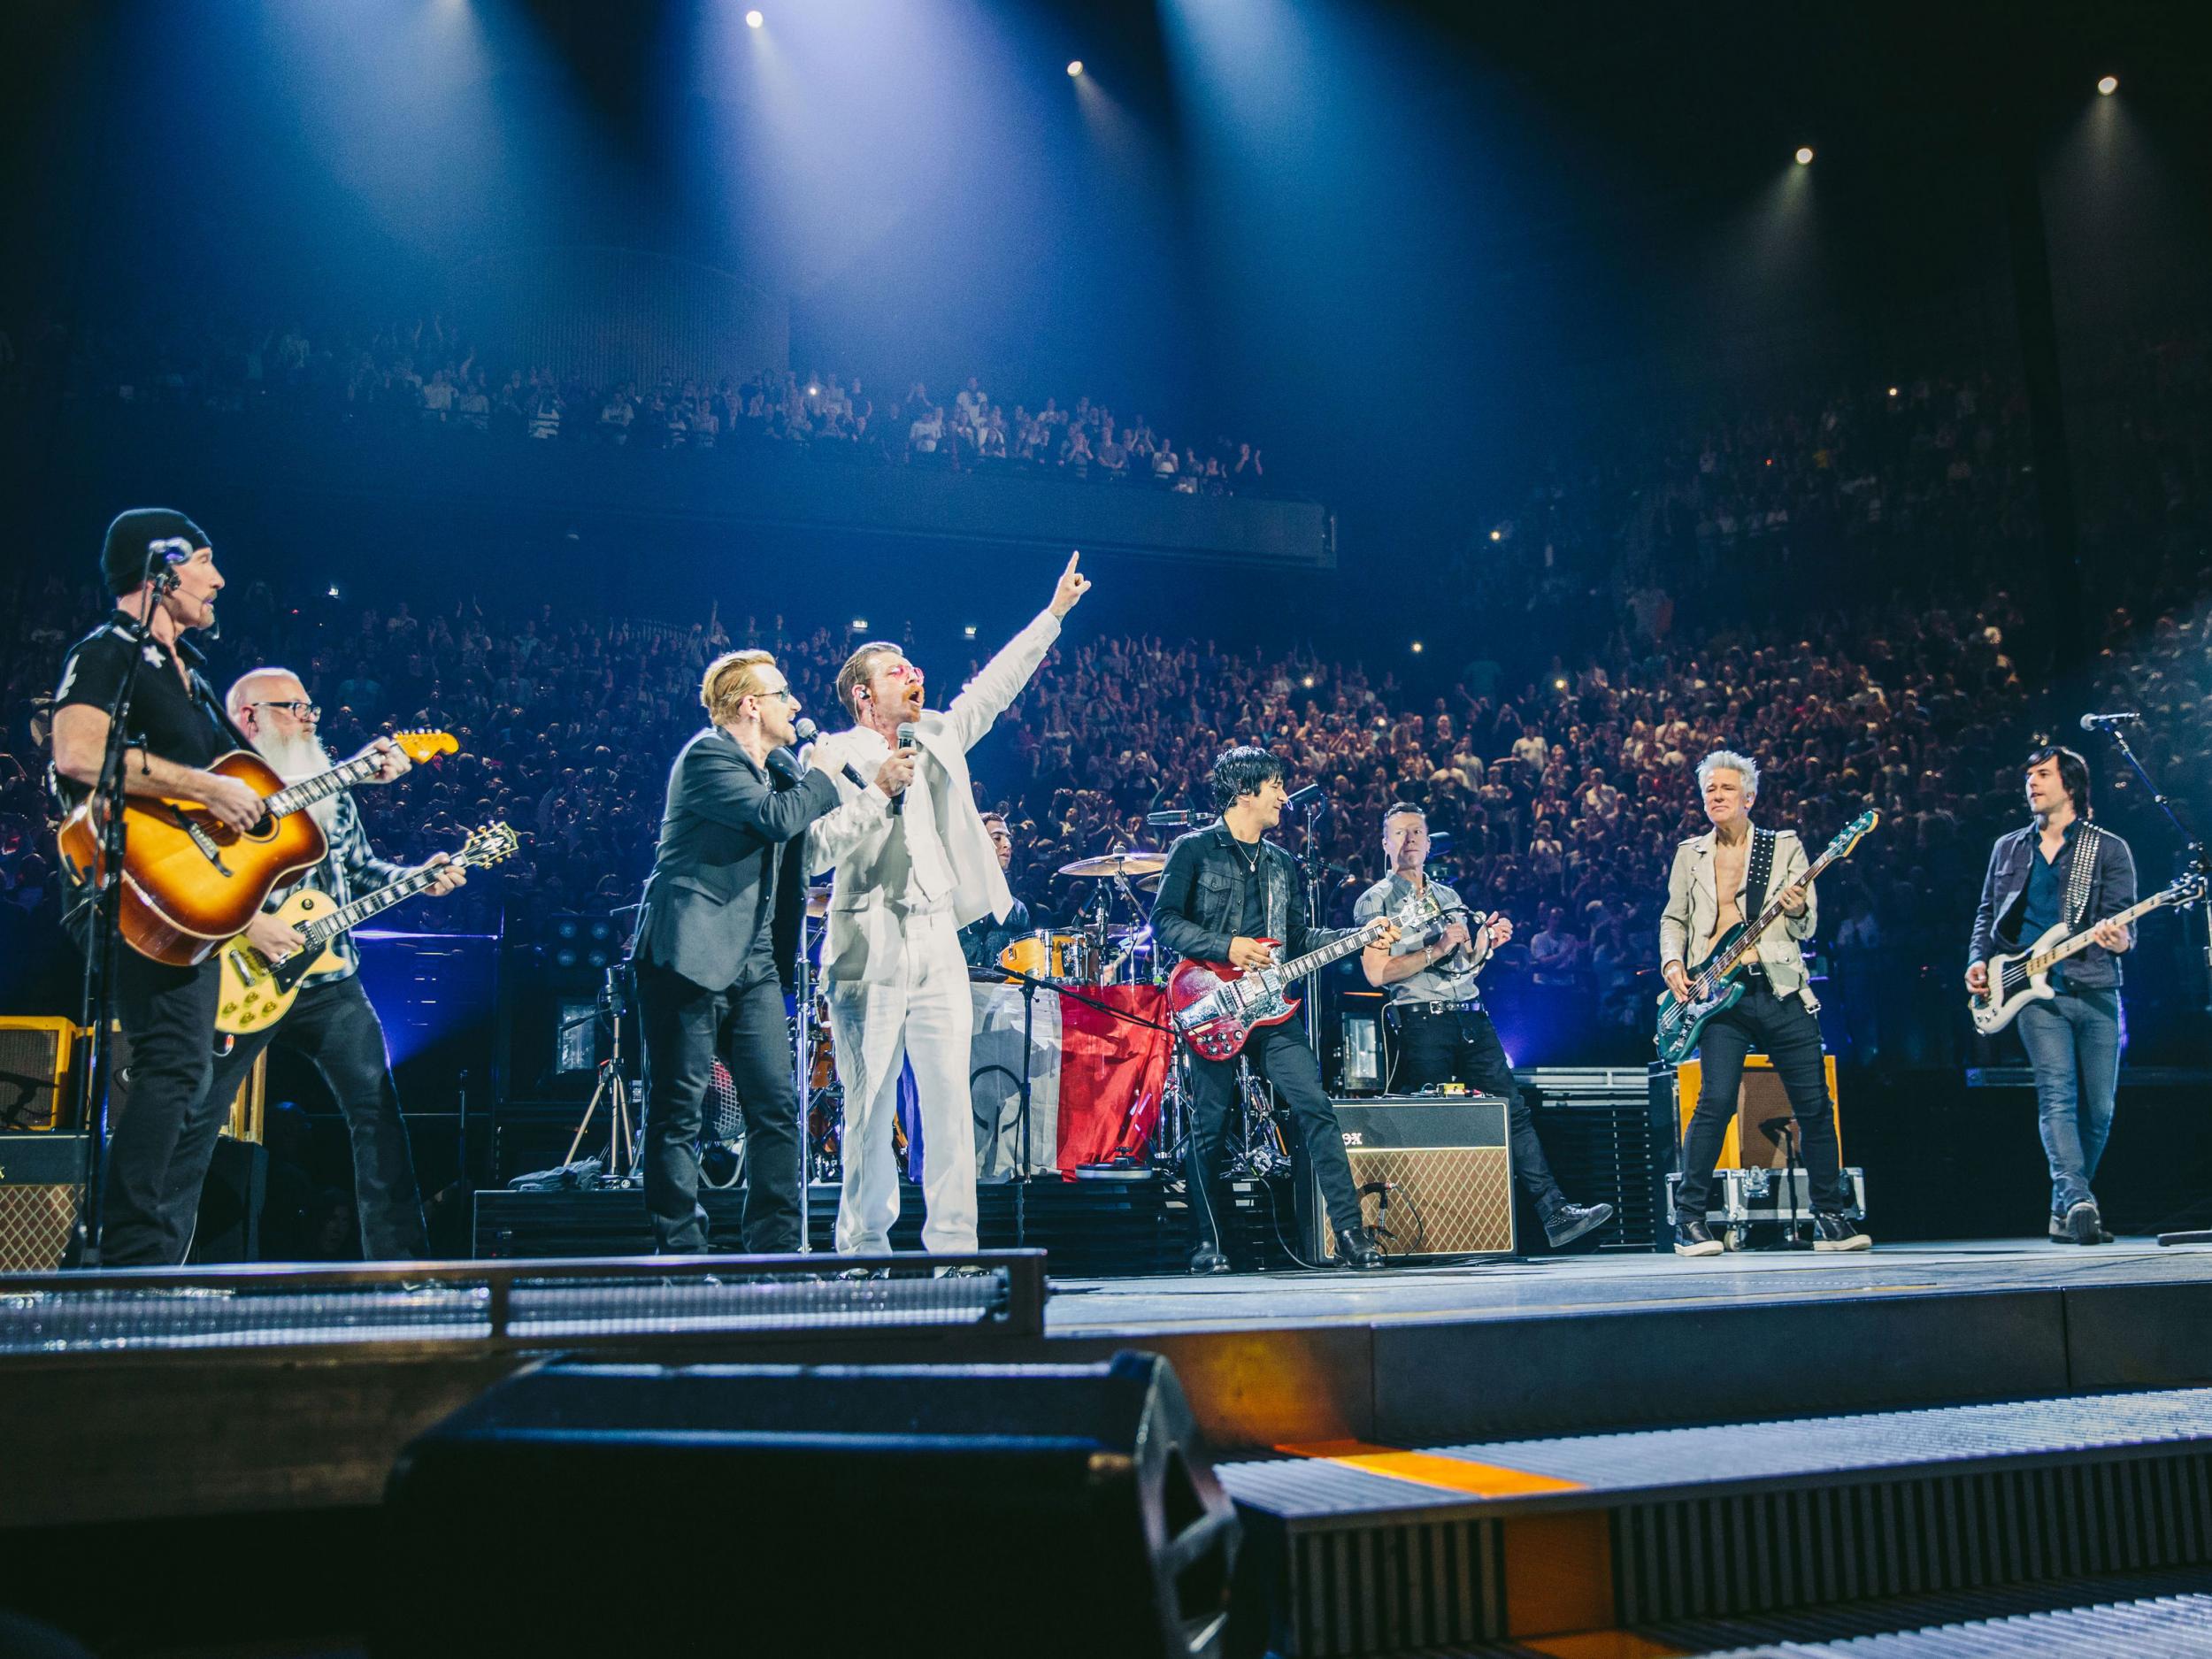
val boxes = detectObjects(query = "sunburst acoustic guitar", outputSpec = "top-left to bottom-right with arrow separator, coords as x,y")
55,732 -> 457,966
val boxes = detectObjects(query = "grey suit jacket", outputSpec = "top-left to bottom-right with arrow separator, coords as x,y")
630,726 -> 847,992
1658,825 -> 1819,1007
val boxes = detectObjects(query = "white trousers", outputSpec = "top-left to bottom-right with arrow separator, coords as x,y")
825,909 -> 979,1254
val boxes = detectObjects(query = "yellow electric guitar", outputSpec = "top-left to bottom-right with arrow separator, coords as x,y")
216,821 -> 517,1035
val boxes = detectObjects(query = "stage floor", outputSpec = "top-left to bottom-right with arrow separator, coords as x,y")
1042,1235 -> 2212,1337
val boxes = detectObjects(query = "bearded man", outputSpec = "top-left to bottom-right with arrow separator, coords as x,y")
185,669 -> 465,1261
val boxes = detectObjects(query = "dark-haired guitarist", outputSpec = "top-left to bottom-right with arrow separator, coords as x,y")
1966,746 -> 2136,1246
1149,747 -> 1399,1274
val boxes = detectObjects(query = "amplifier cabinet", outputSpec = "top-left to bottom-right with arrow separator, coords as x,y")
0,1133 -> 86,1271
1310,1094 -> 1516,1262
0,1016 -> 81,1133
1650,1053 -> 1840,1172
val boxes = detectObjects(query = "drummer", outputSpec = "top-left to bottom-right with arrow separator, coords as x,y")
959,811 -> 1034,971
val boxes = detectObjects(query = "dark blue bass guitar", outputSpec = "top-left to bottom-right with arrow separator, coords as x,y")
1654,809 -> 1879,1066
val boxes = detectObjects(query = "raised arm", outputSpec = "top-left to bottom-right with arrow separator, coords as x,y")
683,740 -> 841,843
941,551 -> 1089,751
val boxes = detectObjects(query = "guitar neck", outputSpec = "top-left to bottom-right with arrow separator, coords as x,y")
2024,891 -> 2169,977
297,864 -> 441,950
264,753 -> 386,820
1714,842 -> 1847,974
1271,918 -> 1385,982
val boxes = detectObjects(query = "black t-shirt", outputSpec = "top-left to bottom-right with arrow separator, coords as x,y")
52,612 -> 232,805
1230,839 -> 1270,940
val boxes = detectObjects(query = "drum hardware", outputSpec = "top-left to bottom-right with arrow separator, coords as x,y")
560,960 -> 641,1185
1224,1062 -> 1290,1179
1056,849 -> 1169,879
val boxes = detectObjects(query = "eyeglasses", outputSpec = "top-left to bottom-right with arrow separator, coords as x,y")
251,700 -> 322,720
879,663 -> 924,683
762,687 -> 799,703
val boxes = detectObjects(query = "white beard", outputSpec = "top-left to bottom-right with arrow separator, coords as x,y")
255,727 -> 340,833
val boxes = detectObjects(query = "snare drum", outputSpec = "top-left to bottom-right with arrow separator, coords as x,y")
1000,930 -> 1094,984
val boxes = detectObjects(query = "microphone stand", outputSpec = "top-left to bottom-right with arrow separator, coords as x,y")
1294,796 -> 1328,1057
65,557 -> 176,1267
2097,720 -> 2212,1015
2100,722 -> 2212,1248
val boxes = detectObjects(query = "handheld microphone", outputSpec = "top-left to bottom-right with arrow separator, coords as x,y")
889,722 -> 920,817
2080,711 -> 2142,730
793,717 -> 818,743
766,716 -> 818,786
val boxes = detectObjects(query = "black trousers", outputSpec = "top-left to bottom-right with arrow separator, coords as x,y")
200,973 -> 429,1262
1388,1002 -> 1569,1219
1186,1022 -> 1362,1246
101,951 -> 223,1266
1675,983 -> 1848,1216
637,959 -> 802,1254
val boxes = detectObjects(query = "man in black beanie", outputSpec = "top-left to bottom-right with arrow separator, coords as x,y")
50,511 -> 326,1262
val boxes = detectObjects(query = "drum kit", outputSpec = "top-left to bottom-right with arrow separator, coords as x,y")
997,847 -> 1171,992
787,844 -> 1288,1188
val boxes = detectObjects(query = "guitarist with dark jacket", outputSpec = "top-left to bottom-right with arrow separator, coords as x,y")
629,649 -> 910,1255
1659,749 -> 1865,1257
1149,747 -> 1399,1274
1965,746 -> 2136,1246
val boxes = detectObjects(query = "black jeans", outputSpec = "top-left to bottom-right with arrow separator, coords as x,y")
1186,1022 -> 1362,1245
1674,984 -> 1848,1216
637,959 -> 801,1254
1388,1002 -> 1569,1218
200,973 -> 429,1262
101,952 -> 222,1266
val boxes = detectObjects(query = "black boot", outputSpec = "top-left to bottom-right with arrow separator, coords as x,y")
1188,1241 -> 1233,1275
1673,1217 -> 1724,1257
1543,1201 -> 1616,1249
1337,1225 -> 1387,1271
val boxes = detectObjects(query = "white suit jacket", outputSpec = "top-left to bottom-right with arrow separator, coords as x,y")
805,608 -> 1062,987
1658,825 -> 1820,1008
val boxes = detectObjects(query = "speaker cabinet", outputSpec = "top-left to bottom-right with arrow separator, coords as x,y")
380,1352 -> 1240,1658
0,1133 -> 85,1271
1658,1052 -> 1840,1170
0,1017 -> 80,1133
1310,1095 -> 1516,1261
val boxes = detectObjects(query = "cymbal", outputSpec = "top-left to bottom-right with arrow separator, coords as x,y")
1137,872 -> 1162,894
1059,849 -> 1167,879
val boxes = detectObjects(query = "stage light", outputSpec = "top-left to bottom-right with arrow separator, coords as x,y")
807,383 -> 819,396
746,10 -> 764,28
1489,529 -> 1502,542
1302,674 -> 1315,688
327,585 -> 341,599
1794,146 -> 1815,166
2097,74 -> 2117,96
1888,386 -> 1900,397
1066,60 -> 1084,77
1554,676 -> 1569,691
1410,641 -> 1423,654
850,618 -> 868,633
964,625 -> 978,638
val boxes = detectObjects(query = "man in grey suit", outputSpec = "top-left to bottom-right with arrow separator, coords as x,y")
630,649 -> 912,1253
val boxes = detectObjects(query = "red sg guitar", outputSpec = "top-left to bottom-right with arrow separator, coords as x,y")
1167,888 -> 1443,1062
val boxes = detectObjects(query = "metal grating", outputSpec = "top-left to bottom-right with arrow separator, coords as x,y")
1689,1589 -> 2212,1657
0,1253 -> 1043,1354
1287,1516 -> 1504,1655
1615,1451 -> 2212,1624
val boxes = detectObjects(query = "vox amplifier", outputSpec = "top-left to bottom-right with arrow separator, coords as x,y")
0,1016 -> 81,1133
1310,1094 -> 1516,1261
0,1133 -> 85,1271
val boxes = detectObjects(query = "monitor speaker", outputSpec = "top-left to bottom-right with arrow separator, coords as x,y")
379,1351 -> 1240,1658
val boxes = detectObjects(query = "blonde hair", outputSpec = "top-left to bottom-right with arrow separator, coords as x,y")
701,649 -> 779,726
1696,748 -> 1761,802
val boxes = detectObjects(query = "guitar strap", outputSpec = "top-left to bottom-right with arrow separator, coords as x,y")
1743,826 -> 1778,922
2062,826 -> 2102,929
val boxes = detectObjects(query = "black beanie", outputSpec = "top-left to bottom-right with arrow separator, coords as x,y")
101,508 -> 211,596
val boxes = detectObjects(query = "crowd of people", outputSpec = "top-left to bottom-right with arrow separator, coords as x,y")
19,313 -> 1276,495
4,335 -> 2207,1065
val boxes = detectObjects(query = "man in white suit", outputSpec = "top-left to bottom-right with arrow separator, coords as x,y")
806,552 -> 1093,1255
